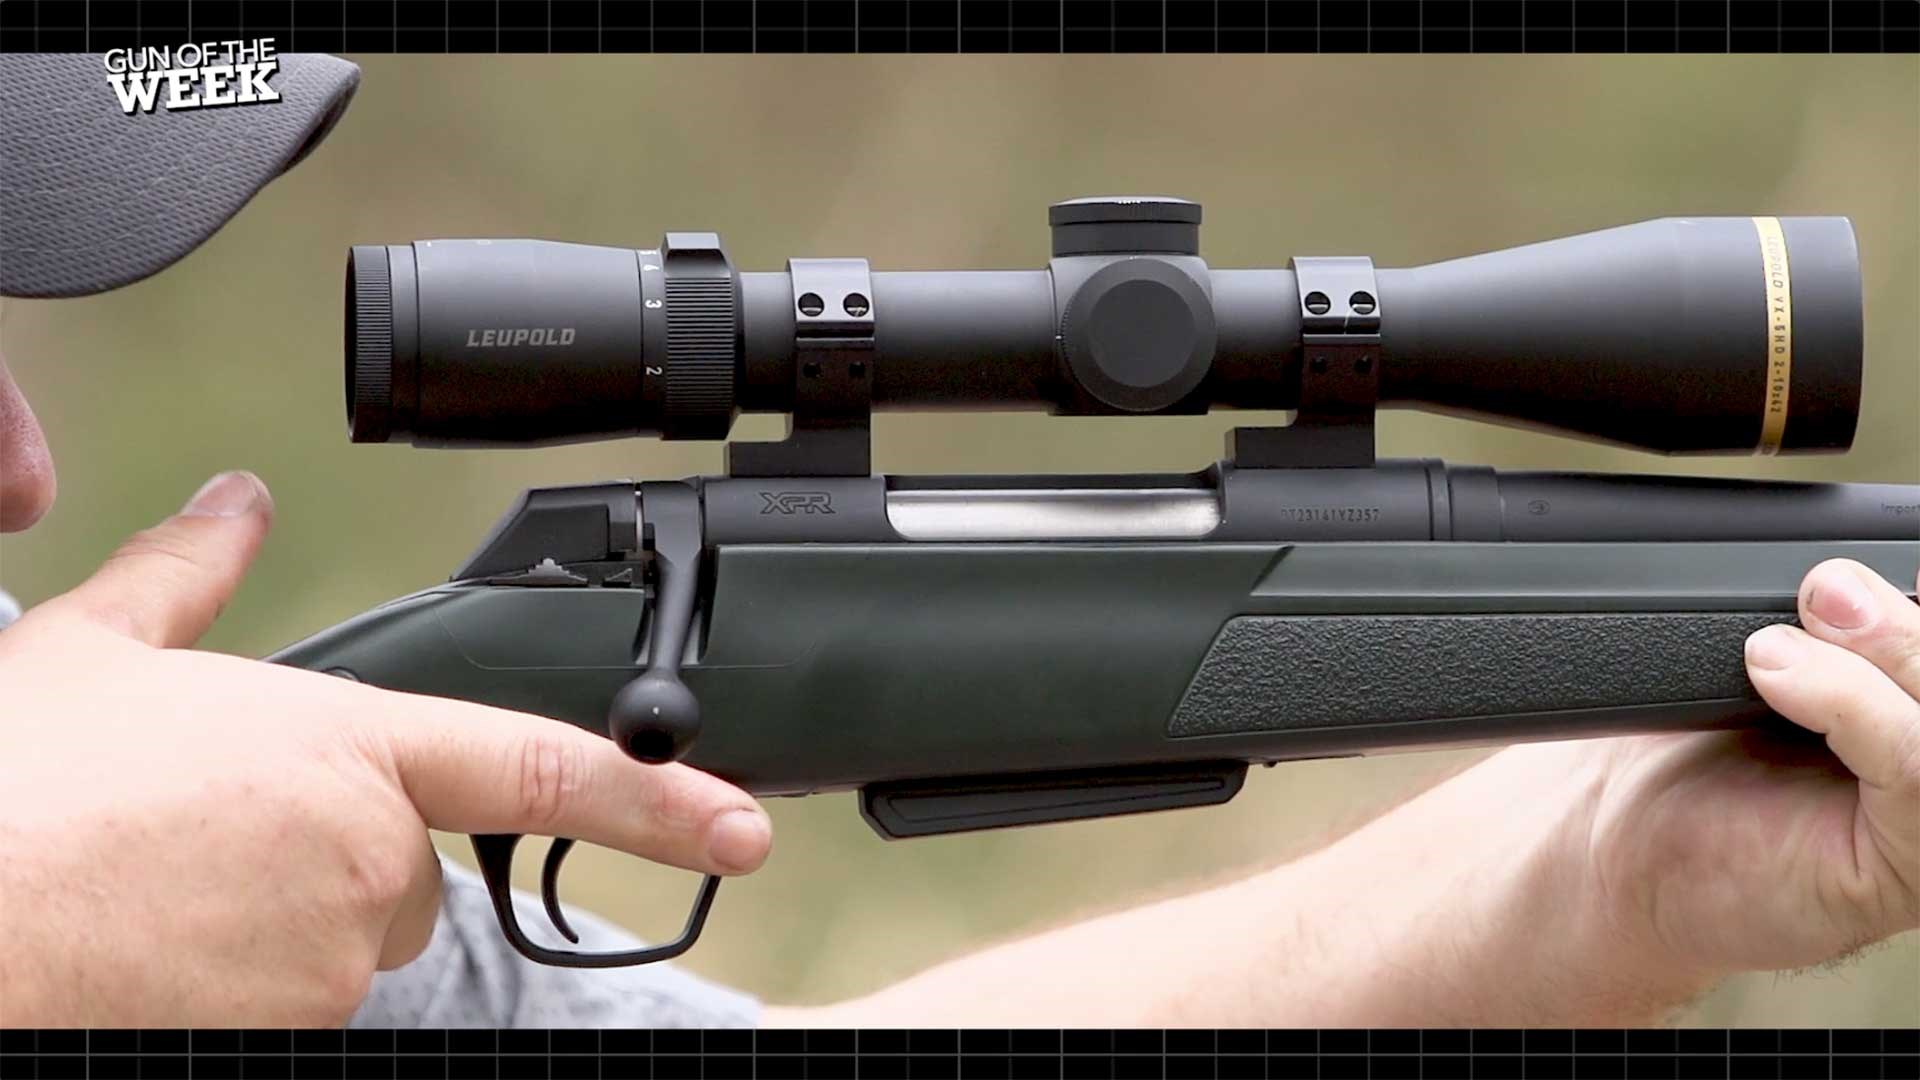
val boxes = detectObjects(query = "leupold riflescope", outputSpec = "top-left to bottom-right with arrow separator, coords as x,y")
346,196 -> 1861,456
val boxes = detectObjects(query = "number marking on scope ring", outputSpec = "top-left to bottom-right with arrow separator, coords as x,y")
760,492 -> 836,515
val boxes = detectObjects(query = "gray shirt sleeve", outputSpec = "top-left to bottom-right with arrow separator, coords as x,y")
349,858 -> 760,1028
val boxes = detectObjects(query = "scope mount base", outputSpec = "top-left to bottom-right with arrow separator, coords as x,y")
728,257 -> 877,478
1230,255 -> 1382,470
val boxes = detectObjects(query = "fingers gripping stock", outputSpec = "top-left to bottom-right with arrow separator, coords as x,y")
468,483 -> 721,968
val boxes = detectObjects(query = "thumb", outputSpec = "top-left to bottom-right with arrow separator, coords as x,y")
39,471 -> 273,648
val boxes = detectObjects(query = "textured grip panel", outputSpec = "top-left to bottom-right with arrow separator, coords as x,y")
1168,612 -> 1793,737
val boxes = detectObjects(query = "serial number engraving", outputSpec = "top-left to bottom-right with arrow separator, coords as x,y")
1274,506 -> 1383,524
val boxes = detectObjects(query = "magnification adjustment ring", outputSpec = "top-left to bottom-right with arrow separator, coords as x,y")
660,232 -> 739,440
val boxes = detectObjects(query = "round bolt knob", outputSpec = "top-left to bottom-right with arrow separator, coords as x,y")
607,672 -> 701,764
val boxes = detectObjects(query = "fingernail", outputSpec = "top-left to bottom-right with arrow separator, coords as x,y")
1745,624 -> 1802,671
181,471 -> 261,517
707,808 -> 771,873
1808,571 -> 1875,631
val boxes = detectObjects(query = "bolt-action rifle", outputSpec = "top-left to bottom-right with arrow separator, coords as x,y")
276,198 -> 1920,967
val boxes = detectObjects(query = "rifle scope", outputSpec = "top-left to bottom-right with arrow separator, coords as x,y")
345,197 -> 1862,455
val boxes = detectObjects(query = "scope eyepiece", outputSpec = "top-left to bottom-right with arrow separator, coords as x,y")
346,244 -> 395,443
348,238 -> 656,446
344,199 -> 1864,456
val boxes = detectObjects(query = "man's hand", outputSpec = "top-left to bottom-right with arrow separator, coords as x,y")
1577,559 -> 1920,978
0,472 -> 774,1026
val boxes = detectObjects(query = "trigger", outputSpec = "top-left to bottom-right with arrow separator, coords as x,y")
540,838 -> 581,944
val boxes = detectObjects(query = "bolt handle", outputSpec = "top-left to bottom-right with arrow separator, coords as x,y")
607,483 -> 704,764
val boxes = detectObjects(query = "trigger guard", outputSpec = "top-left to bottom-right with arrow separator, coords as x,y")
467,833 -> 724,969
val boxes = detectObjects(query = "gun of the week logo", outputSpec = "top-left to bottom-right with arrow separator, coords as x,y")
102,38 -> 281,115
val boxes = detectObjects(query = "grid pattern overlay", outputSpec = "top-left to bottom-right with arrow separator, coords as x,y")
1,0 -> 1915,52
2,1029 -> 1918,1080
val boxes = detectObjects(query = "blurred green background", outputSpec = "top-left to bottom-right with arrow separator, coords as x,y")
2,56 -> 1915,1024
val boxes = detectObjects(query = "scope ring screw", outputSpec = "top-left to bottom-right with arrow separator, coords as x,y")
843,293 -> 870,317
1309,355 -> 1329,374
848,361 -> 867,377
797,292 -> 825,317
802,361 -> 822,378
1303,291 -> 1332,316
1355,355 -> 1374,374
1349,291 -> 1376,315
